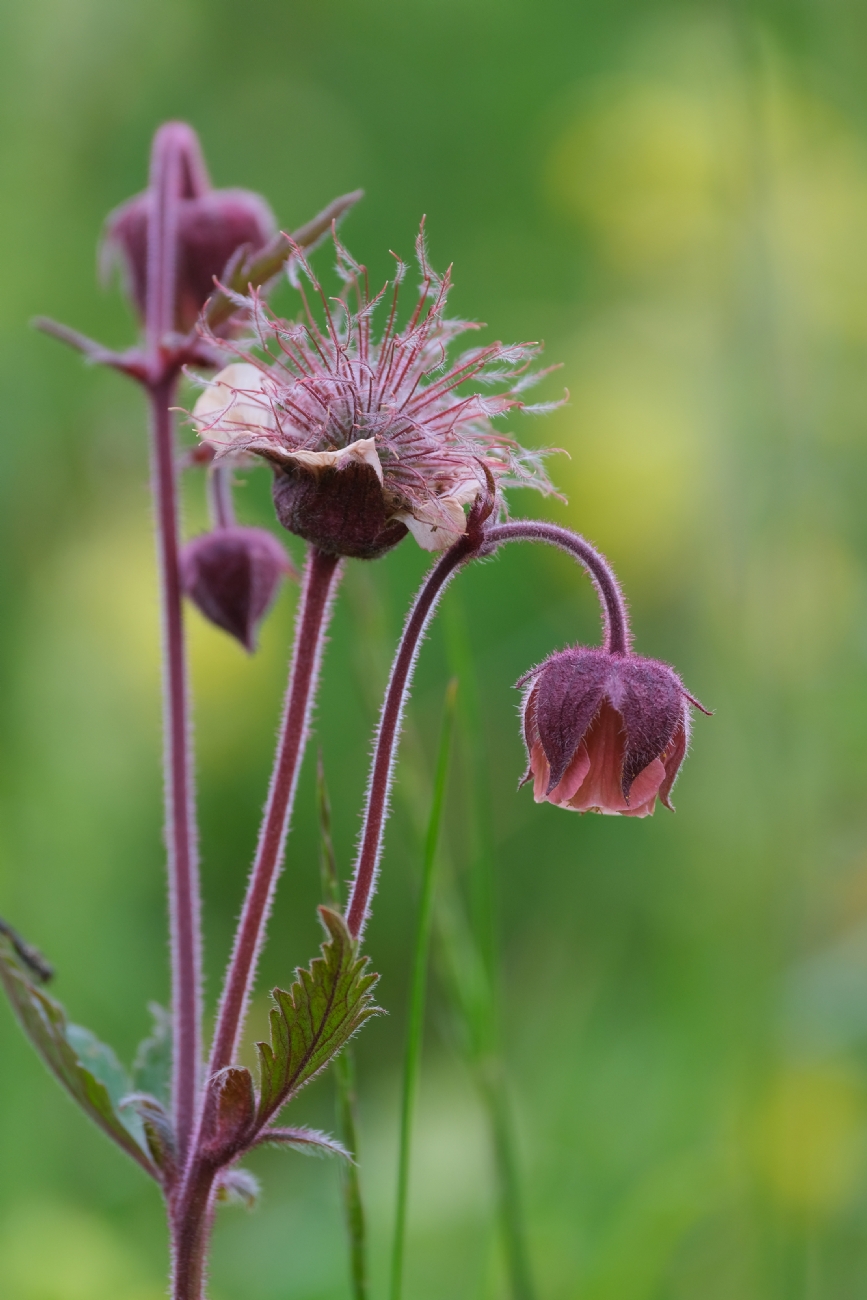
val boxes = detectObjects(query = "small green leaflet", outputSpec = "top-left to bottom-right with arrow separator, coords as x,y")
0,935 -> 156,1178
132,1002 -> 172,1107
255,907 -> 381,1127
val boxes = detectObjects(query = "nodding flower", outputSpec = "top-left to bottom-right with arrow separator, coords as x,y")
518,646 -> 709,818
101,122 -> 276,335
191,226 -> 561,559
180,526 -> 295,652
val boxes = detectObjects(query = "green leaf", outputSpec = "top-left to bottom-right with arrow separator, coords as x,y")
0,935 -> 156,1178
122,1093 -> 177,1185
132,1002 -> 172,1107
255,907 -> 381,1127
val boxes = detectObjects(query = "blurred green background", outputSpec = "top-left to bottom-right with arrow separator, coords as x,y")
2,0 -> 867,1296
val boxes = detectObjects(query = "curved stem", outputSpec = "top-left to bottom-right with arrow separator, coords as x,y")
488,521 -> 630,654
346,542 -> 472,939
344,520 -> 630,938
208,546 -> 342,1074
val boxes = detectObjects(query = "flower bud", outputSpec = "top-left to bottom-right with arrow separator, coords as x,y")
180,527 -> 295,651
103,189 -> 275,333
518,647 -> 706,817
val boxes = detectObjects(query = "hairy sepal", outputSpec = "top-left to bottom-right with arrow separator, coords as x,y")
255,907 -> 380,1127
216,1167 -> 260,1209
0,935 -> 156,1177
122,1092 -> 177,1186
200,1066 -> 257,1164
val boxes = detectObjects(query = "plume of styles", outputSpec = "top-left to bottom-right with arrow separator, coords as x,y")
191,226 -> 561,560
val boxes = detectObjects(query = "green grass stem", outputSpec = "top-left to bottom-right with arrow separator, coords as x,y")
442,599 -> 537,1300
317,753 -> 369,1300
389,678 -> 459,1300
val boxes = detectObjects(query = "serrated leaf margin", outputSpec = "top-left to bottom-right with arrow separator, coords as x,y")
255,907 -> 380,1127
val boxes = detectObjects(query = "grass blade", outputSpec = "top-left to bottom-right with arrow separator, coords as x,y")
442,599 -> 537,1300
389,679 -> 459,1300
317,753 -> 370,1300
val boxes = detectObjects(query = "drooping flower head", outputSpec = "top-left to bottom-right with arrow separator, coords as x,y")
192,227 -> 560,558
519,646 -> 708,818
180,526 -> 296,652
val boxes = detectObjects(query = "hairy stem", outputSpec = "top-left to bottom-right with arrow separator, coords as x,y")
207,464 -> 236,530
488,520 -> 630,654
149,378 -> 202,1164
346,542 -> 473,939
208,546 -> 342,1073
146,124 -> 209,1162
345,519 -> 629,938
170,1163 -> 218,1300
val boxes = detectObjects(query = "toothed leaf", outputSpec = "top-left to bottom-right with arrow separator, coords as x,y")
255,907 -> 380,1127
0,936 -> 156,1176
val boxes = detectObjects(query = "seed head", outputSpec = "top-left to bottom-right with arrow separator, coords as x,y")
192,227 -> 560,559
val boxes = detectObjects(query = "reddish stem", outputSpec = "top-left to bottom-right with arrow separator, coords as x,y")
345,540 -> 474,939
207,464 -> 236,530
344,519 -> 630,938
146,125 -> 211,1161
171,547 -> 341,1300
208,546 -> 342,1073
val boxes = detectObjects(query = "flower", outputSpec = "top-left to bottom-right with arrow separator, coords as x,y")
518,646 -> 707,817
191,228 -> 559,559
101,124 -> 275,334
180,526 -> 295,651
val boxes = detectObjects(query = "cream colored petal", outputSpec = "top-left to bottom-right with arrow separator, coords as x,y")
279,437 -> 383,483
448,477 -> 484,507
395,495 -> 468,552
192,363 -> 276,447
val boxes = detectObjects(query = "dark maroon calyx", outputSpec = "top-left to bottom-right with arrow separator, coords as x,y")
271,461 -> 408,560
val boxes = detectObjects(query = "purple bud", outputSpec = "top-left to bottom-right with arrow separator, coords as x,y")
180,527 -> 295,651
102,147 -> 275,333
518,646 -> 708,817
